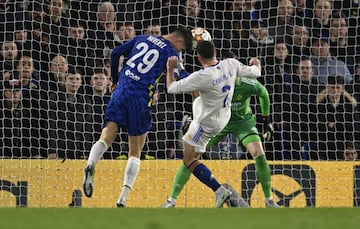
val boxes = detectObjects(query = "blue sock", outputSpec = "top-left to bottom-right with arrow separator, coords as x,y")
192,163 -> 221,192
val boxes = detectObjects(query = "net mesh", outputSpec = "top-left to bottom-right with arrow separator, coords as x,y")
1,0 -> 360,207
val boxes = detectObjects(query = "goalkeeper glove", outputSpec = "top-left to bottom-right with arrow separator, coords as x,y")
260,116 -> 273,141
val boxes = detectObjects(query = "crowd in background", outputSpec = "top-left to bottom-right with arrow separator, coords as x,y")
1,0 -> 360,161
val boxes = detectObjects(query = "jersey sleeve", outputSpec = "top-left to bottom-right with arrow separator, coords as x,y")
167,71 -> 204,94
110,38 -> 137,84
235,59 -> 261,78
255,81 -> 271,116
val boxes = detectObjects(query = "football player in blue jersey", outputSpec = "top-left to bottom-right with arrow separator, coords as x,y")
83,27 -> 193,207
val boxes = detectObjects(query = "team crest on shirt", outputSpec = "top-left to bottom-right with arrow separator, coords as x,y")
235,94 -> 243,101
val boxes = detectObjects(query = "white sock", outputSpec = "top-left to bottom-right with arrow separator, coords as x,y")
119,156 -> 141,201
87,140 -> 109,166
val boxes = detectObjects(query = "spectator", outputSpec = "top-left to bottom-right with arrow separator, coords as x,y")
267,0 -> 295,39
288,24 -> 311,67
0,0 -> 25,41
143,23 -> 162,36
0,40 -> 19,73
310,0 -> 332,38
329,16 -> 359,74
310,36 -> 352,85
28,21 -> 56,73
177,0 -> 214,73
42,0 -> 69,47
222,0 -> 259,48
315,75 -> 360,160
0,79 -> 42,158
87,1 -> 116,59
343,142 -> 359,161
14,22 -> 31,52
25,0 -> 45,24
292,0 -> 312,24
41,54 -> 68,92
179,0 -> 211,29
85,71 -> 118,159
59,19 -> 96,79
114,22 -> 136,44
47,70 -> 93,159
13,54 -> 40,91
262,37 -> 292,98
281,57 -> 324,160
163,0 -> 214,37
136,0 -> 163,24
234,19 -> 274,64
262,38 -> 292,156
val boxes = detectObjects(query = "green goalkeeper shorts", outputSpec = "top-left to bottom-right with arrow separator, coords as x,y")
207,114 -> 260,148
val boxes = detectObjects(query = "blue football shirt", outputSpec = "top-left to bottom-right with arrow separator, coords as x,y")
105,35 -> 180,136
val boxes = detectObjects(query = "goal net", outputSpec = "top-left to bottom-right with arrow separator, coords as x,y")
1,0 -> 360,208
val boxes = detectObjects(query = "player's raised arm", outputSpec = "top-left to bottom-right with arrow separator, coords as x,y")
258,83 -> 271,116
257,83 -> 273,141
237,57 -> 261,78
166,56 -> 179,93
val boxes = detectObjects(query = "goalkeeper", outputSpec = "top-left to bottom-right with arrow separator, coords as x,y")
160,76 -> 279,208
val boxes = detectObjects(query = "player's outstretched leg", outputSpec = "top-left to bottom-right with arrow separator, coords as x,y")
83,164 -> 95,198
159,163 -> 192,208
83,139 -> 109,198
187,159 -> 232,208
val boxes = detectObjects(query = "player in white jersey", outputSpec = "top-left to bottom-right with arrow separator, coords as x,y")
166,41 -> 261,207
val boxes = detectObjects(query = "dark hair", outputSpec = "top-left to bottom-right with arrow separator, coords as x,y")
196,41 -> 215,59
69,18 -> 86,29
299,56 -> 311,62
68,66 -> 82,75
345,142 -> 355,149
274,37 -> 287,46
173,26 -> 193,52
327,75 -> 345,85
116,21 -> 134,29
221,50 -> 236,59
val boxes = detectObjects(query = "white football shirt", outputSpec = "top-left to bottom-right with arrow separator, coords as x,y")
168,58 -> 261,133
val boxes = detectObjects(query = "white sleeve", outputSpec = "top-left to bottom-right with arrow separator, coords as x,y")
167,71 -> 204,94
238,64 -> 261,78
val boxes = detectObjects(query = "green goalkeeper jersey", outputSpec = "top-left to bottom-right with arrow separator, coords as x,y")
230,77 -> 270,122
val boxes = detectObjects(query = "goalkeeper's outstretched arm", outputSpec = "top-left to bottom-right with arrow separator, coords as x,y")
257,82 -> 273,141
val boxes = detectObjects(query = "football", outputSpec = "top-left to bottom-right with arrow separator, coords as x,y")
191,27 -> 212,49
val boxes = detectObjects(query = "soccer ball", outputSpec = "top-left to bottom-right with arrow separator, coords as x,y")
191,27 -> 212,49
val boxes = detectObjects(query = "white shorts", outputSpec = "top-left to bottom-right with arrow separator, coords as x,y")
184,97 -> 231,152
182,119 -> 227,153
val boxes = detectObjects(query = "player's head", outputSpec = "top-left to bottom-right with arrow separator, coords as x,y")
170,26 -> 193,52
196,41 -> 216,60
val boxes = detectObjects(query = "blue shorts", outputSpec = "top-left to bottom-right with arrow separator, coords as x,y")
104,88 -> 152,136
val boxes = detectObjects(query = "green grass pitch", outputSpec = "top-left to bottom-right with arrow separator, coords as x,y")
1,208 -> 359,229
